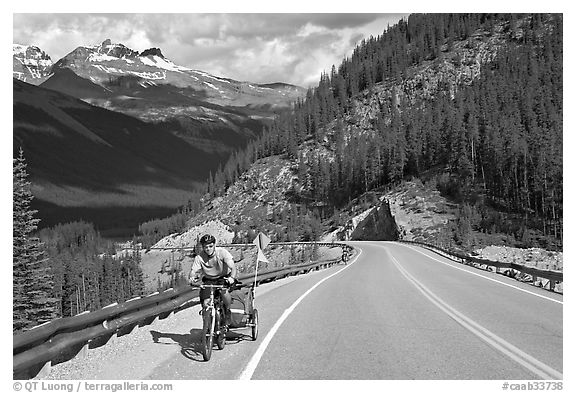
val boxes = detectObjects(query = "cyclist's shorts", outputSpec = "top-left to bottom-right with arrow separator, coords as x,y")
199,277 -> 228,303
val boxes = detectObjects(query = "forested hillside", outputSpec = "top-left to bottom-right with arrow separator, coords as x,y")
203,13 -> 562,246
37,222 -> 144,319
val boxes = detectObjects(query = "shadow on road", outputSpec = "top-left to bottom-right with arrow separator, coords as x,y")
150,329 -> 206,362
225,329 -> 255,344
149,328 -> 255,362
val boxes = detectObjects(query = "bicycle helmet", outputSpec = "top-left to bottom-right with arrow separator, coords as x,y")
199,234 -> 216,245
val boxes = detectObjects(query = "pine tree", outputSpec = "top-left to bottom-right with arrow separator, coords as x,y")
13,148 -> 58,331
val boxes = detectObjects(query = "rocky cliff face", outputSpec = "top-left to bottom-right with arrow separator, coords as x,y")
140,48 -> 164,58
99,39 -> 140,58
350,200 -> 400,241
189,155 -> 296,229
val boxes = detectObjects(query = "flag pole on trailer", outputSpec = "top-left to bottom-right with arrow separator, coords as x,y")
253,250 -> 260,297
252,233 -> 270,299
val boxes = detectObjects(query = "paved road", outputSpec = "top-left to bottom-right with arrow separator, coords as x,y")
248,242 -> 562,379
46,241 -> 562,380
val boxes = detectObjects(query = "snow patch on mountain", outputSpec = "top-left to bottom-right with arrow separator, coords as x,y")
191,70 -> 230,83
15,57 -> 53,69
129,70 -> 166,80
88,53 -> 120,62
139,56 -> 190,72
91,65 -> 126,74
203,81 -> 220,91
13,44 -> 27,55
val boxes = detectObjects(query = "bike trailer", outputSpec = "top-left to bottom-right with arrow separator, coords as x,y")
229,287 -> 254,328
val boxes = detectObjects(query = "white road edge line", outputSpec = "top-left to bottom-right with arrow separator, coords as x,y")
238,247 -> 363,380
387,249 -> 563,380
396,243 -> 563,305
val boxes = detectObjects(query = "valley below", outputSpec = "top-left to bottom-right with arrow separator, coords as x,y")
33,200 -> 179,240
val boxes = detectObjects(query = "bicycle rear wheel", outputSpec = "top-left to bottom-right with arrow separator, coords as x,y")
201,308 -> 214,361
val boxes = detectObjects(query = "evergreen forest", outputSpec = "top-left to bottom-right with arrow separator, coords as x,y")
204,13 -> 563,246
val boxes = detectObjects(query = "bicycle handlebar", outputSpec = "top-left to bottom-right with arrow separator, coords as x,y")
191,283 -> 228,289
190,278 -> 243,290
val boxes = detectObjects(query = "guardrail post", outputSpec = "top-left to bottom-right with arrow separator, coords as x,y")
77,342 -> 89,359
89,331 -> 115,349
34,361 -> 51,379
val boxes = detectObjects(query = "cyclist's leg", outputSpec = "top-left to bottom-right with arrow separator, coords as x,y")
220,289 -> 232,325
199,288 -> 212,334
199,287 -> 211,309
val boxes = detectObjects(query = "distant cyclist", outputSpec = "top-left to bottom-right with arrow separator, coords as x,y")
189,234 -> 237,326
341,247 -> 350,264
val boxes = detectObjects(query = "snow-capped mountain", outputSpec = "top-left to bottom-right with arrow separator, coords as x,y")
13,44 -> 53,84
49,39 -> 305,108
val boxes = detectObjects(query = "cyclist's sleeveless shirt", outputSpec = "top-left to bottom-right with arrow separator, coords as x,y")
192,247 -> 234,279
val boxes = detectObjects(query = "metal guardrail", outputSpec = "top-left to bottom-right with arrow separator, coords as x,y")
399,240 -> 563,292
13,242 -> 352,380
145,241 -> 353,252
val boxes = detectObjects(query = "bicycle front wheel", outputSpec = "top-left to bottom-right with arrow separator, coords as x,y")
215,309 -> 226,350
201,308 -> 214,361
251,309 -> 259,341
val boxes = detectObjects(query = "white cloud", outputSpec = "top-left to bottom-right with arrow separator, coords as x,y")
13,13 -> 409,87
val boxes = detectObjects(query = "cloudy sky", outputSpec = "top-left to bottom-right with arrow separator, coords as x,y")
13,13 -> 409,87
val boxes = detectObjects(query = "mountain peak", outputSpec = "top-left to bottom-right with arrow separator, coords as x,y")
13,44 -> 52,61
95,39 -> 139,59
13,44 -> 53,83
140,48 -> 164,59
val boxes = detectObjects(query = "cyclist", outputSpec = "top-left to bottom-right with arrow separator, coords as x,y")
189,234 -> 237,326
341,247 -> 349,264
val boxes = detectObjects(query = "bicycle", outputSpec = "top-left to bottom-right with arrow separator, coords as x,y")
191,278 -> 232,361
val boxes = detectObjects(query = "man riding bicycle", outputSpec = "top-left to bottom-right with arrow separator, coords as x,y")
189,234 -> 237,326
